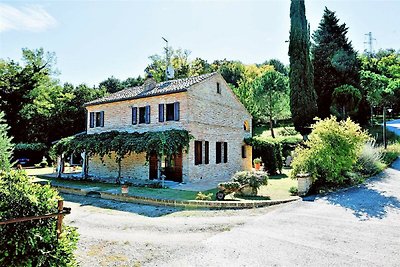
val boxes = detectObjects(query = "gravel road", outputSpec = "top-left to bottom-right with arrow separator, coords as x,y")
64,158 -> 400,267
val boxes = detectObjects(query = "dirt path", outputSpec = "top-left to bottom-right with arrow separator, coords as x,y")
64,158 -> 400,266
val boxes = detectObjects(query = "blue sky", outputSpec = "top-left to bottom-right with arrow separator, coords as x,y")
0,0 -> 399,86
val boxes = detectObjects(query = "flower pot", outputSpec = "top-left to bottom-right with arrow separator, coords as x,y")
121,185 -> 129,194
238,185 -> 257,197
254,163 -> 261,170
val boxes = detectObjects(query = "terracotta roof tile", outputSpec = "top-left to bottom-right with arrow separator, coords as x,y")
85,72 -> 217,106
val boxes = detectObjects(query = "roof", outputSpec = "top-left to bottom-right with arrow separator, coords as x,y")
85,72 -> 217,106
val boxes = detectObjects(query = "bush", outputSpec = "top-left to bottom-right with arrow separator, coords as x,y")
291,117 -> 369,185
289,186 -> 298,196
246,138 -> 283,175
382,142 -> 400,165
279,127 -> 299,136
195,192 -> 213,201
355,140 -> 384,175
0,111 -> 13,171
0,171 -> 79,266
232,171 -> 268,194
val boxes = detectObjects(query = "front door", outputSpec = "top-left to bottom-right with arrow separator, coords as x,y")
148,151 -> 182,182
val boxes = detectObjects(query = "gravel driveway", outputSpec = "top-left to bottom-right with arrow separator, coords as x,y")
64,158 -> 400,267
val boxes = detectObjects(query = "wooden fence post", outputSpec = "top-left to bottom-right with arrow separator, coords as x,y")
57,199 -> 63,239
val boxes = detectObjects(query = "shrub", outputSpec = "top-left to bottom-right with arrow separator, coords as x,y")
291,116 -> 369,185
232,171 -> 268,194
0,111 -> 13,171
195,192 -> 213,201
279,127 -> 299,136
289,186 -> 298,196
382,142 -> 400,165
355,140 -> 384,175
0,171 -> 79,266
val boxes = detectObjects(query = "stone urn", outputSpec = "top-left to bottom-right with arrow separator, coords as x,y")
238,185 -> 257,197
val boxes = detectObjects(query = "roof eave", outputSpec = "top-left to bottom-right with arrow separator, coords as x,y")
83,88 -> 188,108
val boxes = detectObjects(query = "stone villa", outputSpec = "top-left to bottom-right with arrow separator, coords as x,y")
84,72 -> 252,183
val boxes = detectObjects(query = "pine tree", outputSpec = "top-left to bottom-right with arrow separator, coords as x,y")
0,112 -> 13,171
289,0 -> 318,136
312,7 -> 360,120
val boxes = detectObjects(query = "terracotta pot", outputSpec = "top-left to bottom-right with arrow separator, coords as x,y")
254,163 -> 261,170
121,185 -> 129,194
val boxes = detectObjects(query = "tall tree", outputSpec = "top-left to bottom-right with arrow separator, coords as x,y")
289,0 -> 317,137
312,7 -> 360,119
99,76 -> 123,93
253,70 -> 290,138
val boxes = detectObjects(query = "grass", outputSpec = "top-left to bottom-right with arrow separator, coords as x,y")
257,168 -> 297,200
365,124 -> 400,145
27,168 -> 296,202
253,125 -> 302,140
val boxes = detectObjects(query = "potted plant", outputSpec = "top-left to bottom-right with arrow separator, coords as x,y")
121,184 -> 129,194
253,158 -> 262,170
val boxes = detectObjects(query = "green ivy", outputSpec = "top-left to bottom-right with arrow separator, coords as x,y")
51,129 -> 192,163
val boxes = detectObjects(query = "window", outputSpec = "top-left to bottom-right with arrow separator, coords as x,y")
217,82 -> 221,94
136,105 -> 150,124
195,141 -> 202,165
159,104 -> 164,122
205,141 -> 209,164
216,142 -> 222,164
139,107 -> 146,124
244,120 -> 250,131
223,142 -> 228,163
166,103 -> 175,121
89,111 -> 104,128
242,145 -> 247,158
164,102 -> 180,121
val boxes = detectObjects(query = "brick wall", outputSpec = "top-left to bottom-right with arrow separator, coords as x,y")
85,74 -> 252,183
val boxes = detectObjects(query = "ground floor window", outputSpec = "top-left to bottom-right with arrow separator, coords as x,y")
195,141 -> 202,165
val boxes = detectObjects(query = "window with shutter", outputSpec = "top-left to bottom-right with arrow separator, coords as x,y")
132,107 -> 138,125
205,141 -> 209,164
223,142 -> 228,163
89,112 -> 95,128
159,104 -> 164,122
100,111 -> 104,127
216,142 -> 222,164
174,102 -> 180,121
95,112 -> 102,127
145,105 -> 151,124
139,107 -> 146,124
166,103 -> 174,121
195,141 -> 202,165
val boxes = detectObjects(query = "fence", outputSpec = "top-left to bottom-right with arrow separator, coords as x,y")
0,199 -> 71,239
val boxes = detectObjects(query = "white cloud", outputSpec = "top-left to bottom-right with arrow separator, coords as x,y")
0,4 -> 57,32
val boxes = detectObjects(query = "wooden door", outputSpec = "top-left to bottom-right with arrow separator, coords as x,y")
149,153 -> 158,180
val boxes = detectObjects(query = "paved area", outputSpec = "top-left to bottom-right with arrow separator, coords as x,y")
64,158 -> 400,267
387,119 -> 400,136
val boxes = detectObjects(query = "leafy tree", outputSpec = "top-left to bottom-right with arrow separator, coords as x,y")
121,76 -> 144,88
0,112 -> 13,171
0,171 -> 79,266
99,76 -> 123,93
289,0 -> 318,137
253,70 -> 290,137
312,7 -> 360,119
264,59 -> 288,76
189,57 -> 212,76
331,84 -> 362,120
211,60 -> 245,87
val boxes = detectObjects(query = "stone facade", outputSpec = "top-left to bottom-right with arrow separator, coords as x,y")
85,73 -> 252,183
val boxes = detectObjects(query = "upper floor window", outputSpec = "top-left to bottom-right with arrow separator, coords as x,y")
217,82 -> 221,94
244,120 -> 250,131
132,105 -> 150,125
159,102 -> 180,122
89,111 -> 104,128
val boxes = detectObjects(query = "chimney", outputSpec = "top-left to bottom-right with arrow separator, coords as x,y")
143,73 -> 156,91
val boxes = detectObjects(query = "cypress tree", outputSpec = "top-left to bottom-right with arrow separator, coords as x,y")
289,0 -> 317,136
312,7 -> 360,120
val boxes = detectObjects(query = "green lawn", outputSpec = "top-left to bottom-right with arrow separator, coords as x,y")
28,168 -> 296,202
